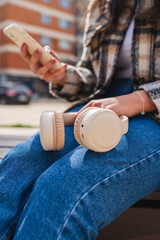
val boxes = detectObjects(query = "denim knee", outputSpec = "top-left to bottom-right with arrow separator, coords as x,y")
18,159 -> 99,240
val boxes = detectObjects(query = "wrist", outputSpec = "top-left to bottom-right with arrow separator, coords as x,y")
133,90 -> 156,114
52,72 -> 66,90
140,90 -> 156,112
134,90 -> 145,115
131,91 -> 143,115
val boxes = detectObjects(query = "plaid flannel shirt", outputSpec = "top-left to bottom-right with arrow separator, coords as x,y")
50,0 -> 160,124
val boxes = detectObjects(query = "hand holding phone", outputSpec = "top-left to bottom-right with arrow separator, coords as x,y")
3,23 -> 62,71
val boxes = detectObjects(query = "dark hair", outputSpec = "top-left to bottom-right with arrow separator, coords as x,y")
82,0 -> 160,30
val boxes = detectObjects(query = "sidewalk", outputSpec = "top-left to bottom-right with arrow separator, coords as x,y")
0,98 -> 72,136
0,98 -> 73,159
0,127 -> 38,137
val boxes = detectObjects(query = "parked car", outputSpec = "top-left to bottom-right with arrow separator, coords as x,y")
0,82 -> 32,104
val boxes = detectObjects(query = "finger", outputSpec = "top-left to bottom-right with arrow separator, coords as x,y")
44,71 -> 66,83
77,100 -> 94,115
101,103 -> 107,108
44,45 -> 60,62
103,105 -> 122,116
91,100 -> 102,107
20,43 -> 31,63
30,49 -> 42,71
42,64 -> 67,82
77,100 -> 106,116
37,59 -> 60,79
49,64 -> 67,77
30,65 -> 38,74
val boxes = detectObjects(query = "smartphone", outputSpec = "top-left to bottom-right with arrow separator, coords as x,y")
3,23 -> 62,71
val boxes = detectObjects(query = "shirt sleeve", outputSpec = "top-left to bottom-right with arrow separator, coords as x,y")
139,80 -> 160,122
49,45 -> 97,102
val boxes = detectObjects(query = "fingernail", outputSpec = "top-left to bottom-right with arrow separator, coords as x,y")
50,59 -> 56,64
36,49 -> 41,55
22,43 -> 26,49
63,64 -> 68,70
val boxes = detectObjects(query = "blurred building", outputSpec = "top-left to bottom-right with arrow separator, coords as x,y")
75,0 -> 88,58
0,0 -> 77,97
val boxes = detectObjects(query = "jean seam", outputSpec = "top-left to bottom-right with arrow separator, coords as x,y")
56,148 -> 160,240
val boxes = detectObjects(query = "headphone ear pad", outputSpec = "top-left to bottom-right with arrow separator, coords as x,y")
40,111 -> 64,151
55,112 -> 65,150
74,107 -> 95,148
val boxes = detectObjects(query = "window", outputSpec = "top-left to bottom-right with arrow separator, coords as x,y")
59,0 -> 71,10
40,36 -> 51,46
59,19 -> 71,30
59,40 -> 71,50
41,14 -> 51,25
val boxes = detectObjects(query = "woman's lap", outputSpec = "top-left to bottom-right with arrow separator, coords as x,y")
12,115 -> 160,239
1,75 -> 160,239
0,123 -> 78,239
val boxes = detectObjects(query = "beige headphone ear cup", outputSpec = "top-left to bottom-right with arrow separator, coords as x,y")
74,107 -> 96,147
55,112 -> 65,150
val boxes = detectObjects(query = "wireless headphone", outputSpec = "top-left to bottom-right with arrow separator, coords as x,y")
40,107 -> 128,152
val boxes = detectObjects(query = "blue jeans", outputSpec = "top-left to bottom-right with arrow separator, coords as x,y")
0,79 -> 160,239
